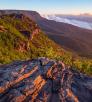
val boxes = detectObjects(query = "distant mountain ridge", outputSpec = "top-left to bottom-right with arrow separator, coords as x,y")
43,14 -> 92,30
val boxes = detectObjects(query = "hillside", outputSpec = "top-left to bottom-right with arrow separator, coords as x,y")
0,13 -> 66,64
0,11 -> 92,75
32,14 -> 92,58
0,10 -> 92,58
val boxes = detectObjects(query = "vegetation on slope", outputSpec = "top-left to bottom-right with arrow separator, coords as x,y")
0,13 -> 92,75
0,13 -> 66,64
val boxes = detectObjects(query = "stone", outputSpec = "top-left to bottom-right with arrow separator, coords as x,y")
0,58 -> 92,102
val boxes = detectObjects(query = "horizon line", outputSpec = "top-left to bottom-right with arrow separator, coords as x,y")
0,9 -> 92,16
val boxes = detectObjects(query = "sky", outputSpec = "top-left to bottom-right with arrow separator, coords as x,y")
0,0 -> 92,15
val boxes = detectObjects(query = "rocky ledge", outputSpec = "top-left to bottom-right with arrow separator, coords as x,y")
0,58 -> 92,102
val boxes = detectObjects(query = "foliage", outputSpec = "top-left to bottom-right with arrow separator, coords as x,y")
0,14 -> 63,64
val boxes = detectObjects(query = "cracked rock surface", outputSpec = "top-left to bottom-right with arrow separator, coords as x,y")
0,58 -> 92,102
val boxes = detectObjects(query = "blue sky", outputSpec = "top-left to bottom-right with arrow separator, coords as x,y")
0,0 -> 92,14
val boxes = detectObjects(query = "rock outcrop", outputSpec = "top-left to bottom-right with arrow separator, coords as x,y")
0,25 -> 7,32
0,58 -> 92,102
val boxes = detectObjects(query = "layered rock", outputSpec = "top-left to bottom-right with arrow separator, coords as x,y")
0,58 -> 92,102
0,25 -> 7,32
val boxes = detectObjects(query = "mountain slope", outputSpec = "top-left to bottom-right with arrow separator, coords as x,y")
26,12 -> 92,58
0,10 -> 92,75
33,15 -> 92,58
0,10 -> 92,58
0,13 -> 65,64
